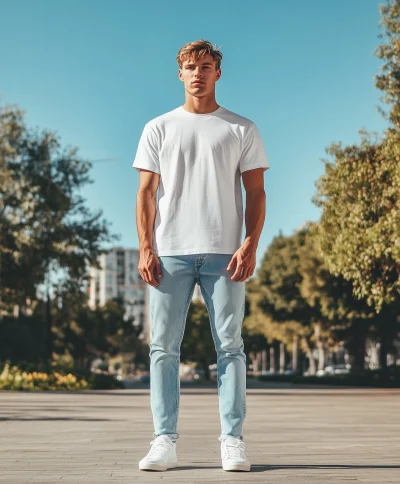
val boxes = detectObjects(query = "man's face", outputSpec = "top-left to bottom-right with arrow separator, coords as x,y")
179,54 -> 221,96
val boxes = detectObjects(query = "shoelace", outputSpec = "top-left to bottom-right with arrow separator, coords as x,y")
223,439 -> 246,459
148,438 -> 172,459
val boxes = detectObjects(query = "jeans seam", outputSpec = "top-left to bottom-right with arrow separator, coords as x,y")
242,299 -> 247,419
171,279 -> 197,434
197,279 -> 221,398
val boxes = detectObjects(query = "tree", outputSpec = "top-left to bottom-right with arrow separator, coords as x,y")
313,136 -> 399,312
0,103 -> 117,360
313,0 -> 400,312
53,290 -> 145,369
312,1 -> 400,368
249,230 -> 321,374
299,223 -> 375,374
374,0 -> 400,130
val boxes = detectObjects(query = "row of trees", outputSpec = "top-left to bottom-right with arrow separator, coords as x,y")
240,0 -> 400,375
0,97 -> 121,364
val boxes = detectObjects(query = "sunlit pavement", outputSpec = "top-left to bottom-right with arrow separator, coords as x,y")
0,383 -> 399,483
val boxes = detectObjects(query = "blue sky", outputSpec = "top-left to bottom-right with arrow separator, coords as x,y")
0,0 -> 389,270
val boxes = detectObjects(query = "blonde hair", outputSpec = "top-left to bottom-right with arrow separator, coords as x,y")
176,39 -> 223,70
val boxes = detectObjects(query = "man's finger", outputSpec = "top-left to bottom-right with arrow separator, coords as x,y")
153,265 -> 162,284
146,268 -> 158,286
231,268 -> 242,280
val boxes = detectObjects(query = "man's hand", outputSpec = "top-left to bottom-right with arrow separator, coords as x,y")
138,248 -> 162,287
227,242 -> 257,282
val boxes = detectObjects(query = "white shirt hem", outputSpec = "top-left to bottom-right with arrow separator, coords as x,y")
155,247 -> 238,256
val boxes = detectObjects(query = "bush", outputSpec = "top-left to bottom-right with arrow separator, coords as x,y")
86,372 -> 124,390
0,363 -> 88,391
255,368 -> 400,388
0,361 -> 124,391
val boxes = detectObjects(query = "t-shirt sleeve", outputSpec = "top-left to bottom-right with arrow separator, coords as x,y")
239,123 -> 270,174
132,122 -> 161,175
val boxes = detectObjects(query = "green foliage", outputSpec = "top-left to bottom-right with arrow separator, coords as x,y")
244,226 -> 382,374
299,223 -> 375,333
0,103 -> 118,314
83,371 -> 125,390
53,293 -> 144,365
313,134 -> 400,311
249,230 -> 315,345
0,315 -> 46,362
313,0 -> 400,312
0,292 -> 146,376
256,230 -> 312,325
374,0 -> 400,129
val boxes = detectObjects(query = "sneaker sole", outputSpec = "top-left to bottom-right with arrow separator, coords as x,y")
139,462 -> 178,471
222,462 -> 251,471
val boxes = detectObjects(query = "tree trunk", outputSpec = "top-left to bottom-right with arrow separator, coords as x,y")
302,337 -> 316,375
347,319 -> 367,375
314,323 -> 325,372
371,342 -> 379,370
379,340 -> 388,371
261,349 -> 267,373
279,342 -> 285,373
256,351 -> 262,375
269,346 -> 275,373
45,286 -> 53,362
292,335 -> 298,372
274,341 -> 280,373
378,310 -> 391,372
249,351 -> 257,375
202,360 -> 211,380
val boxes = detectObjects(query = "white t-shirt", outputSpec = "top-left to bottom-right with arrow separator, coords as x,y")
132,105 -> 270,256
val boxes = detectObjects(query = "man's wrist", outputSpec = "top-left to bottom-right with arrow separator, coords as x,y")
243,237 -> 258,251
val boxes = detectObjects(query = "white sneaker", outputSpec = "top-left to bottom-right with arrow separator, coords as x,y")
219,436 -> 251,471
138,435 -> 178,471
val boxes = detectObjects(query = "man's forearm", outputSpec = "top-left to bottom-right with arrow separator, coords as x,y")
243,190 -> 266,249
136,189 -> 157,251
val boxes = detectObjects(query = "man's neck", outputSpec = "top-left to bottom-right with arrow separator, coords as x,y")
182,98 -> 219,115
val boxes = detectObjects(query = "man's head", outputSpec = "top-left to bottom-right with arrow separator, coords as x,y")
177,39 -> 222,97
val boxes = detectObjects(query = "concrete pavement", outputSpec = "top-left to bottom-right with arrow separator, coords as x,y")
0,384 -> 399,483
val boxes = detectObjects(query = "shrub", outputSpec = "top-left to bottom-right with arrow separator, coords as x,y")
0,363 -> 88,391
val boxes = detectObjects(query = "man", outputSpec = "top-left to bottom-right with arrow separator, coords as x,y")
132,39 -> 269,472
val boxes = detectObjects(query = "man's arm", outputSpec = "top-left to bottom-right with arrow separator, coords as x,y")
136,169 -> 163,287
136,170 -> 160,251
227,167 -> 266,282
242,167 -> 266,250
136,169 -> 160,250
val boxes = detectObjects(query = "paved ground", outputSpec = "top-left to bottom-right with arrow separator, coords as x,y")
0,382 -> 399,483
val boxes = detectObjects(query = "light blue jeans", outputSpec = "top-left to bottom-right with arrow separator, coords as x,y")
148,253 -> 247,442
